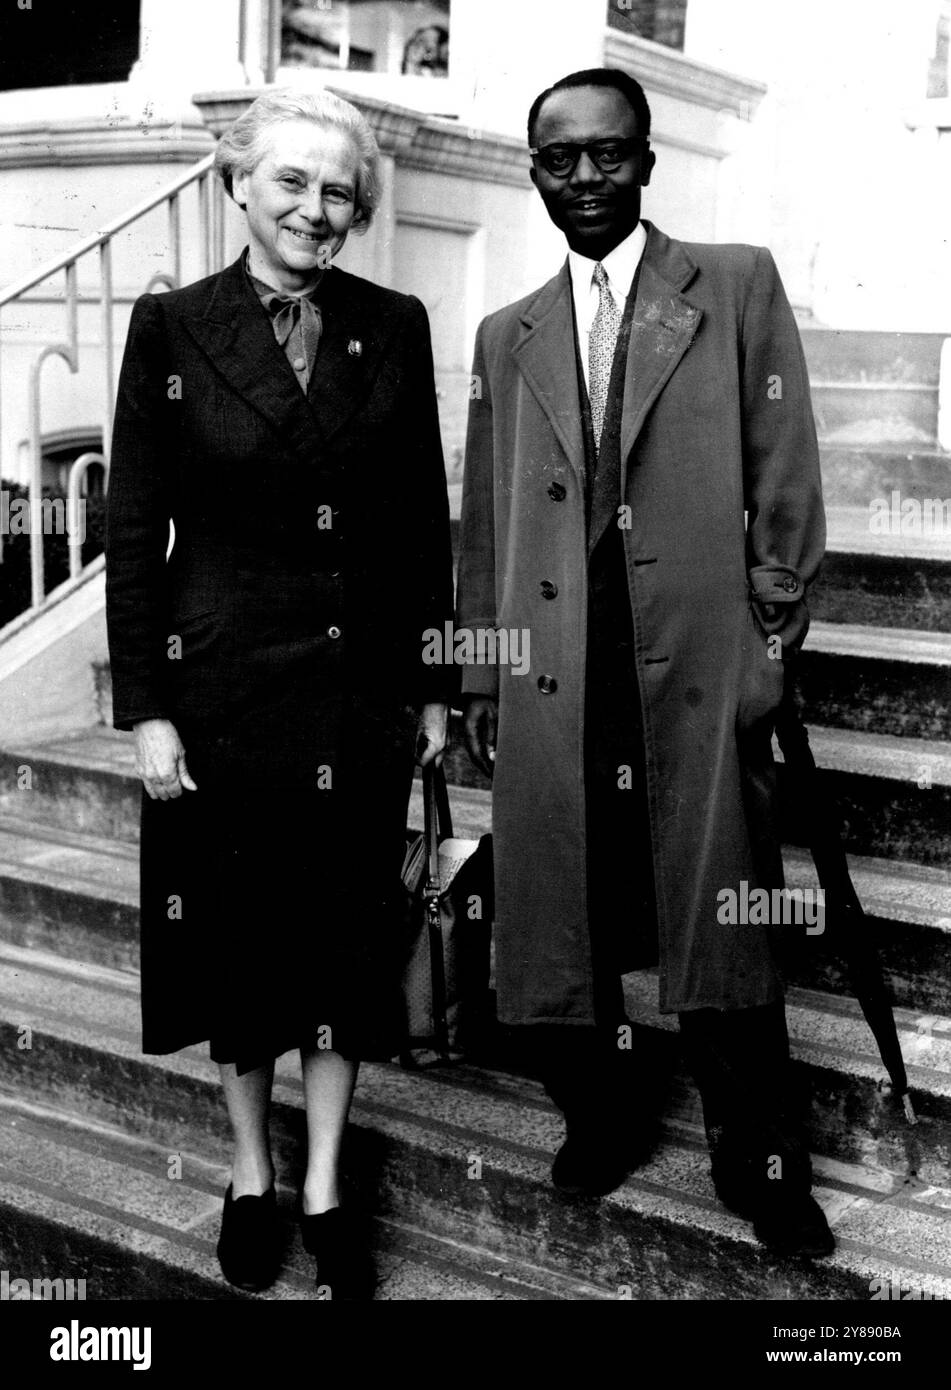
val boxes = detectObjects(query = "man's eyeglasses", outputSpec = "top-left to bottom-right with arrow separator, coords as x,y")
529,138 -> 648,178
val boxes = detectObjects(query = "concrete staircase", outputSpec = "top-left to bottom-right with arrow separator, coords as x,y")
0,327 -> 950,1300
802,328 -> 943,448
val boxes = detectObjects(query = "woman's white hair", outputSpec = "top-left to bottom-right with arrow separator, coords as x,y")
214,87 -> 381,232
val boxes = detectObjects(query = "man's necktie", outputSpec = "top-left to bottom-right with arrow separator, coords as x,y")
588,262 -> 623,454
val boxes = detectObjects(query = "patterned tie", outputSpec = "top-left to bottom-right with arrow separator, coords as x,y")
588,262 -> 623,454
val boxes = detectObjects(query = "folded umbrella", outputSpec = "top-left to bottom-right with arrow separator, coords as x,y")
774,669 -> 916,1124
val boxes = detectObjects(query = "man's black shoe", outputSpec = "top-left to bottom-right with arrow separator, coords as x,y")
712,1166 -> 757,1220
708,1127 -> 758,1219
752,1190 -> 835,1258
551,1124 -> 655,1198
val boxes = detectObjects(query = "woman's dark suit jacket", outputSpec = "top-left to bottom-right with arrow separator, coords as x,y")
105,252 -> 454,1069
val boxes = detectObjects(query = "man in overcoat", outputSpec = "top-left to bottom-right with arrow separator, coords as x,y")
455,68 -> 833,1257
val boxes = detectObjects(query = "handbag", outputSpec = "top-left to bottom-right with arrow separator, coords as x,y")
399,762 -> 493,1066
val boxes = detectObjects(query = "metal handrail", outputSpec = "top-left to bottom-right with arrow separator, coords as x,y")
0,150 -> 225,618
0,153 -> 215,309
66,451 -> 105,580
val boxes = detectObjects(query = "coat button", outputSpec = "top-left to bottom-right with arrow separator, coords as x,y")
540,580 -> 558,599
782,575 -> 799,593
537,674 -> 557,694
547,481 -> 566,501
327,625 -> 342,639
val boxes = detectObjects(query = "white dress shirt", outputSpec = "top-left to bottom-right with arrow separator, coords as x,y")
568,221 -> 647,392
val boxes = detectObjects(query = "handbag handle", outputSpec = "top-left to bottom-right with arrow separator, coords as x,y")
422,762 -> 454,890
421,761 -> 453,1056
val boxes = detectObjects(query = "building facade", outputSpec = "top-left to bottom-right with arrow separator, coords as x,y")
0,0 -> 948,493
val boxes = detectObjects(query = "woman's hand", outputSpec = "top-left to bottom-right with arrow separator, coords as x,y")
462,696 -> 497,779
133,718 -> 198,800
416,701 -> 449,768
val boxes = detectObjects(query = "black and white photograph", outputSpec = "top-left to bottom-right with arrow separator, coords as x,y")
0,0 -> 948,1360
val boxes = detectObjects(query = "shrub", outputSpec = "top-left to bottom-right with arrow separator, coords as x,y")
0,480 -> 105,629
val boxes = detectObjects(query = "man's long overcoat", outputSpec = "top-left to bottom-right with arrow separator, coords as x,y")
456,222 -> 826,1025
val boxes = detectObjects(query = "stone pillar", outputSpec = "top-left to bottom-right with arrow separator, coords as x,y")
130,0 -> 248,98
240,0 -> 271,86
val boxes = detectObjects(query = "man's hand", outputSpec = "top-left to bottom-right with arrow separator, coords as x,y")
462,695 -> 497,779
416,701 -> 449,768
133,718 -> 197,800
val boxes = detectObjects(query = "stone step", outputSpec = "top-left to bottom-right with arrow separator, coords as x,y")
810,385 -> 938,447
0,729 -> 139,845
0,716 -> 946,917
800,328 -> 945,388
1,792 -> 947,1013
5,719 -> 945,870
0,726 -> 498,842
430,780 -> 951,1013
0,1098 -> 591,1301
780,846 -> 951,1015
776,726 -> 951,869
1,939 -> 948,1187
0,730 -> 499,846
825,504 -> 951,560
0,815 -> 138,972
819,446 -> 951,511
798,622 -> 951,741
810,551 -> 951,632
2,950 -> 951,1300
78,613 -> 951,762
619,970 -> 951,1182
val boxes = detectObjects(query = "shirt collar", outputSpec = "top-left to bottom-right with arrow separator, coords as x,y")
568,221 -> 647,331
243,248 -> 325,304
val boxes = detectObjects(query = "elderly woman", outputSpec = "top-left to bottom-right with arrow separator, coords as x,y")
105,88 -> 453,1298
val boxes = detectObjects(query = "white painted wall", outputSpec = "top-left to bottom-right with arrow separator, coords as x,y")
0,562 -> 108,744
685,0 -> 951,327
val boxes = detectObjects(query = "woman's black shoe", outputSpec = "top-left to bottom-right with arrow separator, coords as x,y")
300,1207 -> 376,1300
216,1184 -> 282,1292
753,1192 -> 836,1259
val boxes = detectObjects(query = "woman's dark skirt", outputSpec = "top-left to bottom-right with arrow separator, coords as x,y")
139,692 -> 419,1074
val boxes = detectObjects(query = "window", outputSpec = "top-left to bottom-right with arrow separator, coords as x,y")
605,0 -> 687,52
277,0 -> 449,78
0,0 -> 140,92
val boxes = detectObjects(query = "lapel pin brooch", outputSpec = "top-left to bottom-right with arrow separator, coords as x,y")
347,339 -> 362,356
